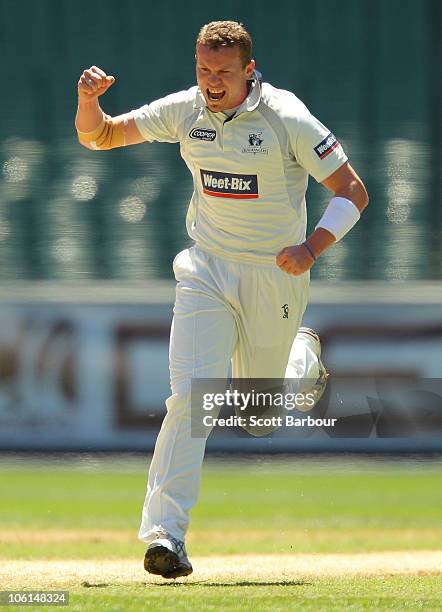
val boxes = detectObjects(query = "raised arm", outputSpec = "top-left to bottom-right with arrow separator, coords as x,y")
75,66 -> 145,150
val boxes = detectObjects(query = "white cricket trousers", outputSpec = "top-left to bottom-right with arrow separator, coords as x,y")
139,246 -> 321,544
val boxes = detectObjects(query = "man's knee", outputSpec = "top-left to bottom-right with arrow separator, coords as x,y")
165,391 -> 191,416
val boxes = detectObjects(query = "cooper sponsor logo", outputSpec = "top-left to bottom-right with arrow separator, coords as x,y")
200,169 -> 259,199
189,128 -> 216,141
314,132 -> 340,159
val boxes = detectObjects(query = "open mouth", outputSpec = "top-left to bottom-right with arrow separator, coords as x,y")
207,88 -> 226,102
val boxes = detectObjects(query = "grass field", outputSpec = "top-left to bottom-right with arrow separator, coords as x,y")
0,455 -> 441,610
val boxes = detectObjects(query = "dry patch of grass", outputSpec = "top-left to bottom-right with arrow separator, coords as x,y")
2,527 -> 441,548
188,527 -> 442,548
0,529 -> 133,544
1,552 -> 441,589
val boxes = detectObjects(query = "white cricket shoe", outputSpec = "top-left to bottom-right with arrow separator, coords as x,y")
293,327 -> 329,412
144,531 -> 193,579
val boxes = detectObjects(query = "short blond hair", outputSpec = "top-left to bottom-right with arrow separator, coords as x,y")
196,21 -> 253,67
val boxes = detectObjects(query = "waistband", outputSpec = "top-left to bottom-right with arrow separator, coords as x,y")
193,242 -> 279,268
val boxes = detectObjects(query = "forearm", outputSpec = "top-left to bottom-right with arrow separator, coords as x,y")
304,228 -> 336,259
309,164 -> 368,257
277,164 -> 368,275
75,98 -> 106,138
75,100 -> 127,150
304,196 -> 361,260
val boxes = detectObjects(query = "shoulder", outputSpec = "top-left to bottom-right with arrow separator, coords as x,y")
133,85 -> 199,141
260,83 -> 310,122
147,85 -> 199,115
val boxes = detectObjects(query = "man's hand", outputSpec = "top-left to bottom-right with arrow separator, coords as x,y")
76,65 -> 145,148
276,244 -> 315,276
78,66 -> 115,102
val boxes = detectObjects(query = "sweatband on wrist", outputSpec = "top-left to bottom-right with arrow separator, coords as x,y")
76,115 -> 125,150
315,196 -> 360,242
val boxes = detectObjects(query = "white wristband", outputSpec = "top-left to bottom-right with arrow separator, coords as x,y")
315,196 -> 360,242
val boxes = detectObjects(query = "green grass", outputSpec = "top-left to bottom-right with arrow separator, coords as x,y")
5,577 -> 442,612
67,577 -> 442,611
2,459 -> 442,531
1,457 -> 441,610
1,458 -> 441,558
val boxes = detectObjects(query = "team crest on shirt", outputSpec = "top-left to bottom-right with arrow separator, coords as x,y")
249,132 -> 263,146
242,130 -> 269,155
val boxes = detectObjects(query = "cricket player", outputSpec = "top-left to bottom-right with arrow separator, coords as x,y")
76,20 -> 368,579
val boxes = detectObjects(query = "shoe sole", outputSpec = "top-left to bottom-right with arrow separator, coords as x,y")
144,545 -> 193,579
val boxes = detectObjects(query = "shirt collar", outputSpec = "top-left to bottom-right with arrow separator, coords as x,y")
194,70 -> 262,115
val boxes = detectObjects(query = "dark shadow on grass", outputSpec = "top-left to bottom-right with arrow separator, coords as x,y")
145,580 -> 310,587
82,581 -> 110,588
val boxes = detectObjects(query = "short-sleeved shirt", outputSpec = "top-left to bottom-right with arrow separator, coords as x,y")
133,73 -> 347,265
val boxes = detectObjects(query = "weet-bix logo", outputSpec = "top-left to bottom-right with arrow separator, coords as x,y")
189,128 -> 216,141
200,169 -> 259,199
314,132 -> 340,159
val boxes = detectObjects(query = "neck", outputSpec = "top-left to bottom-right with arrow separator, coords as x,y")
234,79 -> 253,109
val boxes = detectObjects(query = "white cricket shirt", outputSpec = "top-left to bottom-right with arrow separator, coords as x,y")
133,73 -> 348,264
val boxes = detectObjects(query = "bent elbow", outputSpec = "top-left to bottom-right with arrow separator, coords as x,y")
353,180 -> 369,213
359,185 -> 369,212
77,134 -> 96,151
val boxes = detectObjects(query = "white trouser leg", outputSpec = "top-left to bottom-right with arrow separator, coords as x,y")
139,248 -> 237,544
229,264 -> 309,434
138,391 -> 205,543
285,331 -> 321,393
231,265 -> 309,378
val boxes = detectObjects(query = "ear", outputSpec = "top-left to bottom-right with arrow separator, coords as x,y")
245,59 -> 256,77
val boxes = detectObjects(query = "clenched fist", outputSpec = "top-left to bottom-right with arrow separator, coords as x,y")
276,244 -> 315,276
78,66 -> 115,101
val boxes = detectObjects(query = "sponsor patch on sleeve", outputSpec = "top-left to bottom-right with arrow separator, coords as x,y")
314,132 -> 341,159
200,169 -> 258,199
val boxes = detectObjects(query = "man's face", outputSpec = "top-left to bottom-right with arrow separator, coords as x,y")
196,44 -> 255,112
